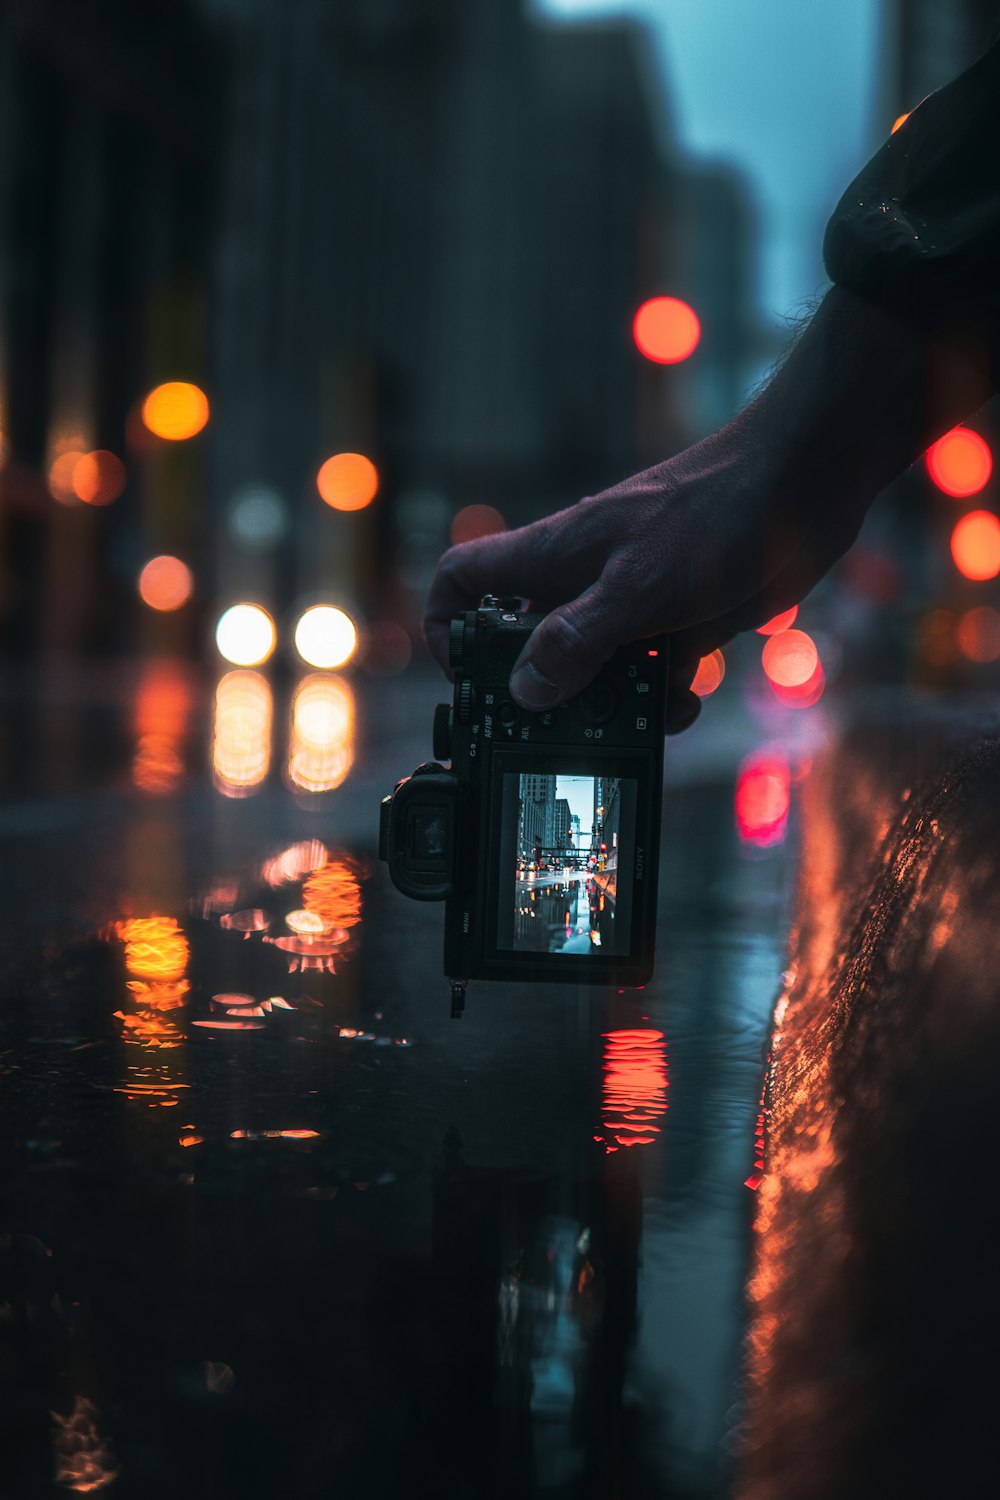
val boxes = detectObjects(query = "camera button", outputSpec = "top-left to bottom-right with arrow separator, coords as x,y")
498,700 -> 518,729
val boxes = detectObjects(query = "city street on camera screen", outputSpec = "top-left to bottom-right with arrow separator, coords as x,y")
497,772 -> 637,956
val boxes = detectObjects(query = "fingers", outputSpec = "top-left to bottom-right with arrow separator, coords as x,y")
508,583 -> 640,709
424,524 -> 565,671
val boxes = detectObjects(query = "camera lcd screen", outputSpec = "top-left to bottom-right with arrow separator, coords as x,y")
495,772 -> 637,956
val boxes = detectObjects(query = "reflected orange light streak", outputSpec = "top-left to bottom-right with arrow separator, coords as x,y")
926,426 -> 992,497
690,649 -> 725,697
219,909 -> 271,935
736,754 -> 791,847
598,1029 -> 668,1153
114,916 -> 190,1104
230,1128 -> 320,1140
316,451 -> 378,511
72,450 -> 126,506
260,840 -> 329,886
891,111 -> 910,133
287,674 -> 355,792
450,504 -> 506,545
302,857 -> 363,932
632,296 -> 700,363
133,659 -> 193,794
950,510 -> 1000,580
212,670 -> 272,796
142,381 -> 209,440
756,605 -> 798,636
52,1397 -> 118,1493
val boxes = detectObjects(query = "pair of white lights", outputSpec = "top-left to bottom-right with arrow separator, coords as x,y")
215,603 -> 357,670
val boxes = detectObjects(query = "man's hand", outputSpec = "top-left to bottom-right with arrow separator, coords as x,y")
424,288 -> 996,731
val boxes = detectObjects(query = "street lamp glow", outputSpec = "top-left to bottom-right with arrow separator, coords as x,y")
142,382 -> 210,441
215,603 -> 277,666
293,606 -> 358,669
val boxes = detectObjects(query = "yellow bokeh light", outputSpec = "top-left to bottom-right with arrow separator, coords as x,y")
215,603 -> 276,666
142,382 -> 210,441
293,605 -> 357,669
138,555 -> 194,612
316,452 -> 378,511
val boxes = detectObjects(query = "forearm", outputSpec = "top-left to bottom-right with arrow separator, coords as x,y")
738,285 -> 997,511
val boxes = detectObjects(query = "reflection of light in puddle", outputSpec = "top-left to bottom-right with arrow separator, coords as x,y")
230,1128 -> 321,1140
113,917 -> 190,1106
260,840 -> 329,886
212,670 -> 272,796
51,1397 -> 118,1493
133,660 -> 193,794
219,908 -> 271,935
287,674 -> 354,792
597,1029 -> 667,1153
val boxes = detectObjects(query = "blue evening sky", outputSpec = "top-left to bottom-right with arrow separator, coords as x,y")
532,0 -> 885,323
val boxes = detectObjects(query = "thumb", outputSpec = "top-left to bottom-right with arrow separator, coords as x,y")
509,588 -> 629,709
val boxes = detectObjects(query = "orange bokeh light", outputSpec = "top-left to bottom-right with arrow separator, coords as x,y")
142,382 -> 210,441
957,605 -> 1000,663
138,555 -> 194,612
316,452 -> 378,511
735,755 -> 791,846
926,427 -> 992,497
690,649 -> 725,697
951,510 -> 1000,580
450,504 -> 506,546
761,628 -> 818,688
632,297 -> 701,364
756,605 -> 798,636
73,449 -> 126,506
49,449 -> 87,504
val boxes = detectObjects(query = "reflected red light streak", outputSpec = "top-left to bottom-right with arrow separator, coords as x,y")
736,754 -> 791,847
133,659 -> 193,794
926,426 -> 992,497
599,1029 -> 668,1153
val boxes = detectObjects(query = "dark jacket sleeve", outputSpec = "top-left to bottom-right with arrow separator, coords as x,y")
823,34 -> 1000,330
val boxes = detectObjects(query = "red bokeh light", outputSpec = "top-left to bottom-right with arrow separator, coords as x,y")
926,428 -> 992,497
73,450 -> 126,506
690,649 -> 725,697
957,605 -> 1000,663
951,510 -> 1000,580
450,504 -> 506,545
632,297 -> 701,364
761,628 -> 818,688
736,755 -> 791,847
756,605 -> 798,636
767,659 -> 826,708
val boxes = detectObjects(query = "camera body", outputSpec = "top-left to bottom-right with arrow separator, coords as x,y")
379,597 -> 668,1009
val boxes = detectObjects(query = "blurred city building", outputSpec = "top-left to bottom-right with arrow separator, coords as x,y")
1,0 -> 758,661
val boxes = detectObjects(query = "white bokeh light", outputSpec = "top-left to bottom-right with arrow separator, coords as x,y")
215,603 -> 277,666
293,606 -> 358,670
229,485 -> 288,551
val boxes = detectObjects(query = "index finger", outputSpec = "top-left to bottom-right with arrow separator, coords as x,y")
423,524 -> 564,670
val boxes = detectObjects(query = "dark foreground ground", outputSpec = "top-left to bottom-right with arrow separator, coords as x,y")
0,663 -> 786,1500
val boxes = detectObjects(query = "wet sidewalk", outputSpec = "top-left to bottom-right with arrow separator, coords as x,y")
0,665 -> 786,1499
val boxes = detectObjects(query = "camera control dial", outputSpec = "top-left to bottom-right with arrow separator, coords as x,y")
456,680 -> 474,724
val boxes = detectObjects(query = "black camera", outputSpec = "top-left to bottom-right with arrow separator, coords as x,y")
379,597 -> 669,1014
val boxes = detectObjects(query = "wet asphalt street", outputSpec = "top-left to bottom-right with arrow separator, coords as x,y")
0,663 -> 786,1500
